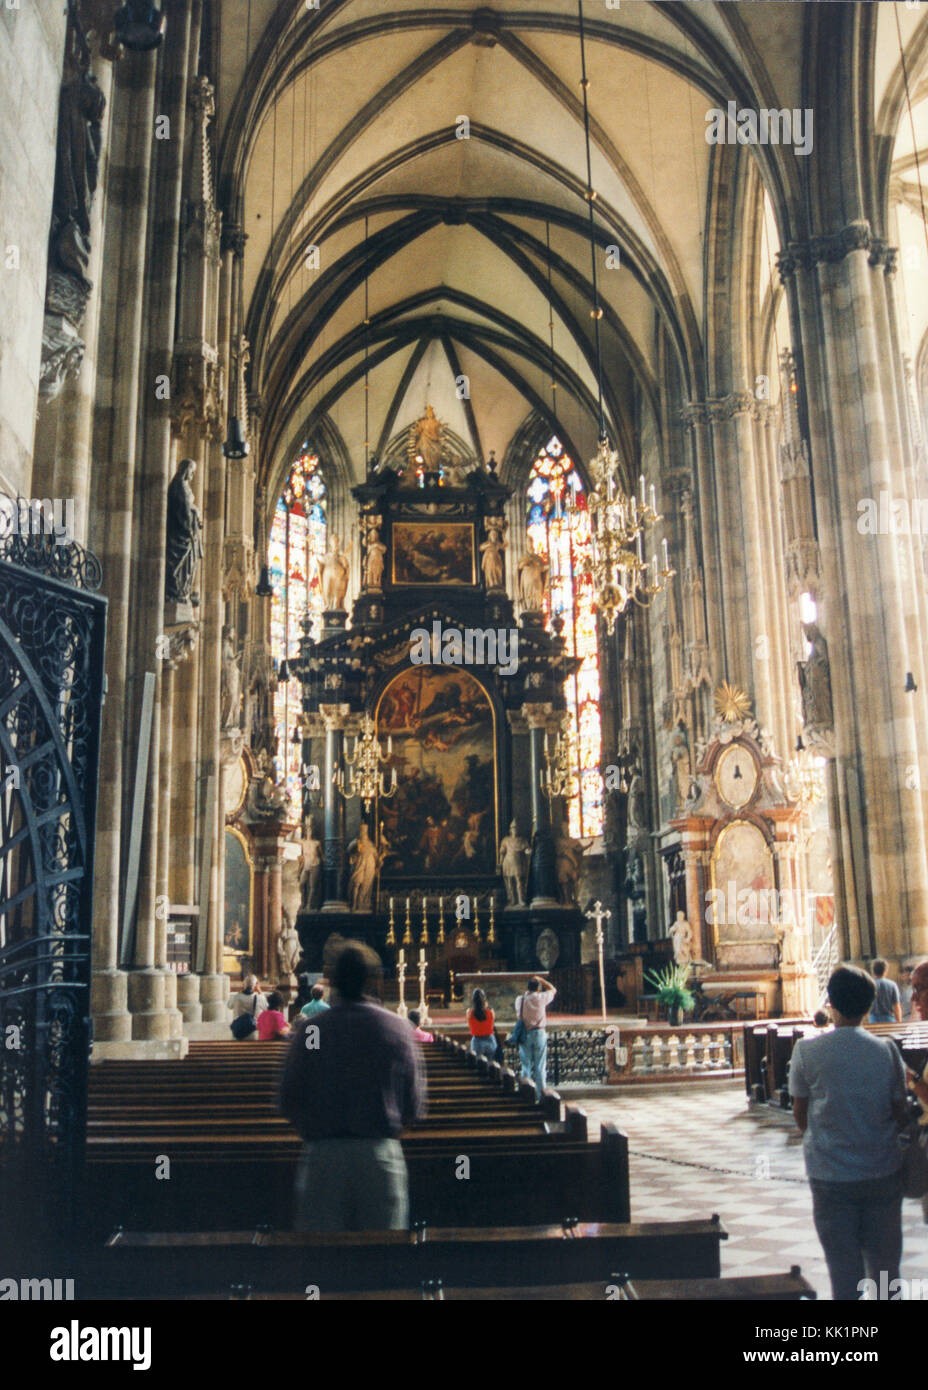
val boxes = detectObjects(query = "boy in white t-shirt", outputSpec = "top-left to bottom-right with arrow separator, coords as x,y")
789,965 -> 907,1300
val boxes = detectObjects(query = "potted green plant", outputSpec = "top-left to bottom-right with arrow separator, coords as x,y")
644,962 -> 695,1027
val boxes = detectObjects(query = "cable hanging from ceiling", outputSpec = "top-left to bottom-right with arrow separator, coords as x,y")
572,0 -> 673,635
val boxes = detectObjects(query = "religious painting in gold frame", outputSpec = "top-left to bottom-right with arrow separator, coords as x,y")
708,818 -> 776,948
223,824 -> 254,972
375,667 -> 497,878
391,521 -> 476,586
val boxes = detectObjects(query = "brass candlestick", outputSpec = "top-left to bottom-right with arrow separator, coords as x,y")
487,895 -> 496,944
473,895 -> 481,943
402,896 -> 413,945
386,896 -> 396,947
437,895 -> 446,944
420,894 -> 429,946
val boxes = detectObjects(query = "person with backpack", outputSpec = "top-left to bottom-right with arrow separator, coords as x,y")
228,974 -> 268,1039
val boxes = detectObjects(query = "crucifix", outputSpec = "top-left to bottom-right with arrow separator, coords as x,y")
585,899 -> 611,1023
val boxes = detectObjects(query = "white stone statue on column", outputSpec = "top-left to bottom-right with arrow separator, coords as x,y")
669,910 -> 694,967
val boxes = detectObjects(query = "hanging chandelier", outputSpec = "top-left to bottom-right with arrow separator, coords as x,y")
573,0 -> 674,636
784,744 -> 826,814
336,714 -> 397,812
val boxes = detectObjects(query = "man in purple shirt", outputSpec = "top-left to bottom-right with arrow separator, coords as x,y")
280,941 -> 426,1231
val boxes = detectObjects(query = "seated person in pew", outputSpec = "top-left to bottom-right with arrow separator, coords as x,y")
280,941 -> 425,1232
227,974 -> 268,1037
789,965 -> 907,1301
467,988 -> 497,1061
407,1010 -> 433,1043
301,983 -> 330,1020
256,992 -> 291,1040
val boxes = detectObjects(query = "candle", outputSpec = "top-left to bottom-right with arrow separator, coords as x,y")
439,896 -> 443,910
398,949 -> 405,964
389,897 -> 394,912
406,897 -> 410,911
636,529 -> 643,563
419,948 -> 425,964
649,483 -> 656,515
651,553 -> 659,586
662,537 -> 669,571
639,473 -> 646,507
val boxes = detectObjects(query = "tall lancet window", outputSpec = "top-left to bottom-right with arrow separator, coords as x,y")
268,448 -> 327,818
526,436 -> 603,837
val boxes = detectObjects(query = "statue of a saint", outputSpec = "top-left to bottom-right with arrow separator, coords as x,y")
51,66 -> 106,284
299,819 -> 323,910
220,627 -> 242,729
798,622 -> 833,729
277,911 -> 301,978
480,528 -> 506,591
669,726 -> 691,811
669,910 -> 693,967
347,821 -> 380,912
246,766 -> 289,821
364,527 -> 387,590
318,533 -> 350,611
555,830 -> 595,907
498,820 -> 529,907
627,768 -> 647,832
408,404 -> 444,473
517,549 -> 548,612
165,459 -> 203,605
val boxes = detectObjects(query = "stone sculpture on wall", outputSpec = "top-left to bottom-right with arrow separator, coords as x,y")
318,533 -> 350,611
798,622 -> 833,731
165,459 -> 204,606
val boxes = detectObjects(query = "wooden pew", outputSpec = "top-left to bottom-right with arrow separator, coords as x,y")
83,1034 -> 631,1233
82,1216 -> 728,1297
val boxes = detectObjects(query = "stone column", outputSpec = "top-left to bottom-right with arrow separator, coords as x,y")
677,831 -> 712,965
250,823 -> 294,983
320,704 -> 350,910
524,704 -> 559,907
780,224 -> 928,958
88,48 -> 158,1048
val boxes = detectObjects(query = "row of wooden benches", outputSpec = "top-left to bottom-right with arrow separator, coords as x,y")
744,1018 -> 928,1107
84,1035 -> 631,1232
79,1034 -> 817,1299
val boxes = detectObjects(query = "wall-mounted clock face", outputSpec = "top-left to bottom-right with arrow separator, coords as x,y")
714,743 -> 758,809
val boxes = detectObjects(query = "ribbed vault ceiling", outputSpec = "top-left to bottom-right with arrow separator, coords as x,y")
210,1 -> 928,496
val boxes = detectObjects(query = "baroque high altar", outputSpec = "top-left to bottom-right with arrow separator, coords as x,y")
290,410 -> 586,994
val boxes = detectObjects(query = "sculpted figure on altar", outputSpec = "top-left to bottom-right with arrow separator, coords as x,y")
556,829 -> 595,907
364,524 -> 387,591
299,818 -> 322,910
669,910 -> 693,967
277,911 -> 301,978
318,533 -> 350,611
498,820 -> 529,907
408,404 -> 445,473
517,549 -> 548,612
348,821 -> 381,912
480,527 -> 506,591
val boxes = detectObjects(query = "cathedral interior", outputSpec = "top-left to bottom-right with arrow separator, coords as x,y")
2,0 -> 928,1319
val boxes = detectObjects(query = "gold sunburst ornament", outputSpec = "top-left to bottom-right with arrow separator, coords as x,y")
714,681 -> 752,724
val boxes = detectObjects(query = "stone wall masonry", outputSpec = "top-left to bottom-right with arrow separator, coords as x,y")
0,3 -> 68,496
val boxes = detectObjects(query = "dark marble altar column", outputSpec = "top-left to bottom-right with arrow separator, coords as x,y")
525,705 -> 559,907
321,704 -> 350,911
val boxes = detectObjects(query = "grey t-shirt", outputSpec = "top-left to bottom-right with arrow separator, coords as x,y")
869,977 -> 900,1023
788,1026 -> 905,1182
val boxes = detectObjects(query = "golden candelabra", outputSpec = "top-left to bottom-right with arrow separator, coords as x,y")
571,439 -> 674,635
784,747 -> 827,815
402,896 -> 413,945
386,895 -> 396,946
437,895 -> 446,944
487,895 -> 496,944
420,895 -> 429,945
336,714 -> 397,812
473,896 -> 481,943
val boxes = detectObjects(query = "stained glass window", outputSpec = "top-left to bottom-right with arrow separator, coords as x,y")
526,436 -> 603,838
269,449 -> 327,820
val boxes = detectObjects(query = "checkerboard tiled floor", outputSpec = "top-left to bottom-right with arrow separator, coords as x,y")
567,1079 -> 928,1299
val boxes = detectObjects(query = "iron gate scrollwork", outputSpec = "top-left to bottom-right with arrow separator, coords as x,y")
0,525 -> 105,1240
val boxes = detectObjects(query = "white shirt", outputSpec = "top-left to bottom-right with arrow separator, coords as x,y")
788,1026 -> 905,1182
517,987 -> 556,1030
228,990 -> 268,1019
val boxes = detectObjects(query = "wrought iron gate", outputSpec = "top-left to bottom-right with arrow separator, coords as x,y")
0,525 -> 105,1240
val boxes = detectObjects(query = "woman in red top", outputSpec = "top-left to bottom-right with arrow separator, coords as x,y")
467,988 -> 497,1060
256,991 -> 291,1040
